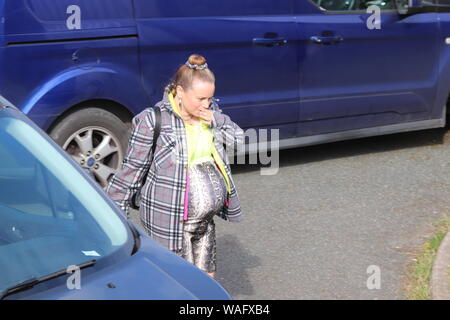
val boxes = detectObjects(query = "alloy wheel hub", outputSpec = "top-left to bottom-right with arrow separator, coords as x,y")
62,126 -> 123,188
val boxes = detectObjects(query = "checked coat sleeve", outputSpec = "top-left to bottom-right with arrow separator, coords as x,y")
210,98 -> 244,149
210,99 -> 245,223
106,108 -> 155,217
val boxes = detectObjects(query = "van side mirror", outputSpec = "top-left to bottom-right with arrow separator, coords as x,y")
395,0 -> 423,15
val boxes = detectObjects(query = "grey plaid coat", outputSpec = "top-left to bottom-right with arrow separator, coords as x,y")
106,91 -> 244,251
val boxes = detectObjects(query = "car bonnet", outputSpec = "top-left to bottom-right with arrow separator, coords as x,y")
16,235 -> 232,300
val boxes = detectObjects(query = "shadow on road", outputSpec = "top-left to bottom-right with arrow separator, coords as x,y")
216,235 -> 261,299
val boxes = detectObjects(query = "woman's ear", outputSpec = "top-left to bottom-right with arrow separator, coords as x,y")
176,85 -> 185,97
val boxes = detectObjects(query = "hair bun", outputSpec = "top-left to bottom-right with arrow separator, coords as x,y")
167,54 -> 215,93
188,54 -> 207,67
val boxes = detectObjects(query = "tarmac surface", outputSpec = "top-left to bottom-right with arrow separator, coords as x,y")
130,127 -> 450,299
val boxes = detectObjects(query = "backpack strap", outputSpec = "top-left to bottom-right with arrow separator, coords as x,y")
143,106 -> 161,182
152,106 -> 162,157
129,106 -> 161,209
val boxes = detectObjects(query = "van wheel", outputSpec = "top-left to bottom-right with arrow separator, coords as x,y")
49,108 -> 129,188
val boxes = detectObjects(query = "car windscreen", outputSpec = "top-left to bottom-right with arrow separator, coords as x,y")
0,116 -> 130,291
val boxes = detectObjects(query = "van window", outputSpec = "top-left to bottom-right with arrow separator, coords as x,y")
309,0 -> 396,11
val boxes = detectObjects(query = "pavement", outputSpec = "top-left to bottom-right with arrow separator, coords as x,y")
431,231 -> 450,300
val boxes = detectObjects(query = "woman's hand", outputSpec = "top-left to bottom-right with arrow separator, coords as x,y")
199,108 -> 214,126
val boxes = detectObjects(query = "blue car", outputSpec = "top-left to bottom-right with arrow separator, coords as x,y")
2,0 -> 450,186
0,95 -> 231,300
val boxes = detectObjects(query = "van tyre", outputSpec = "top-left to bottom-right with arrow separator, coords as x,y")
49,107 -> 129,188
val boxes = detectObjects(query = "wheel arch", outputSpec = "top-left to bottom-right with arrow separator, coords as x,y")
21,66 -> 151,132
47,99 -> 134,135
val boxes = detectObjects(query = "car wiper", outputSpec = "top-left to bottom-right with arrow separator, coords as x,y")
0,259 -> 96,300
127,219 -> 141,255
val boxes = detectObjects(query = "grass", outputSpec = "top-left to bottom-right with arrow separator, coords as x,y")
405,213 -> 450,300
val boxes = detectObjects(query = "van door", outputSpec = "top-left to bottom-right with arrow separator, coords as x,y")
133,0 -> 300,139
295,0 -> 440,137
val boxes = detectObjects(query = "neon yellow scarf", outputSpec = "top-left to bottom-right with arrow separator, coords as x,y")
168,92 -> 231,194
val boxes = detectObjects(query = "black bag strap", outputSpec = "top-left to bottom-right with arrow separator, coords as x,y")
145,106 -> 161,178
129,107 -> 161,210
151,106 -> 162,158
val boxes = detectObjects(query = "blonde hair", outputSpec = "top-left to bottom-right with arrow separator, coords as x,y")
165,54 -> 215,94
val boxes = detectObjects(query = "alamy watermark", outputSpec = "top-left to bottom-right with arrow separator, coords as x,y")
167,128 -> 280,176
66,265 -> 81,290
66,5 -> 81,30
226,128 -> 280,176
366,5 -> 381,30
366,265 -> 381,290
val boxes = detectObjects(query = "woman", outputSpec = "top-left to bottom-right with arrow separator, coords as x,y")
106,54 -> 244,278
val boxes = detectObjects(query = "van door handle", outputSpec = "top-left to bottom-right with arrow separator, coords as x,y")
310,35 -> 343,44
253,37 -> 288,47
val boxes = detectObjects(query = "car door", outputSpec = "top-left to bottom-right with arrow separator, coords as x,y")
295,0 -> 440,137
133,0 -> 300,139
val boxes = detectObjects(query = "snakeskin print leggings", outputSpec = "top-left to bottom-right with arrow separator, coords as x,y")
178,161 -> 227,273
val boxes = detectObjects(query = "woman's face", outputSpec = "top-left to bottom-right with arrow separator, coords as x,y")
177,79 -> 215,118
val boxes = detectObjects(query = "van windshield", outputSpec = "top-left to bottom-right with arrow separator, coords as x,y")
0,116 -> 130,292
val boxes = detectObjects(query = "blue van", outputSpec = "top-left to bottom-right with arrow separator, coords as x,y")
0,94 -> 232,300
1,0 -> 450,185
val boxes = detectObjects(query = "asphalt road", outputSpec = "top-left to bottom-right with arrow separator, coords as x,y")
131,127 -> 450,300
